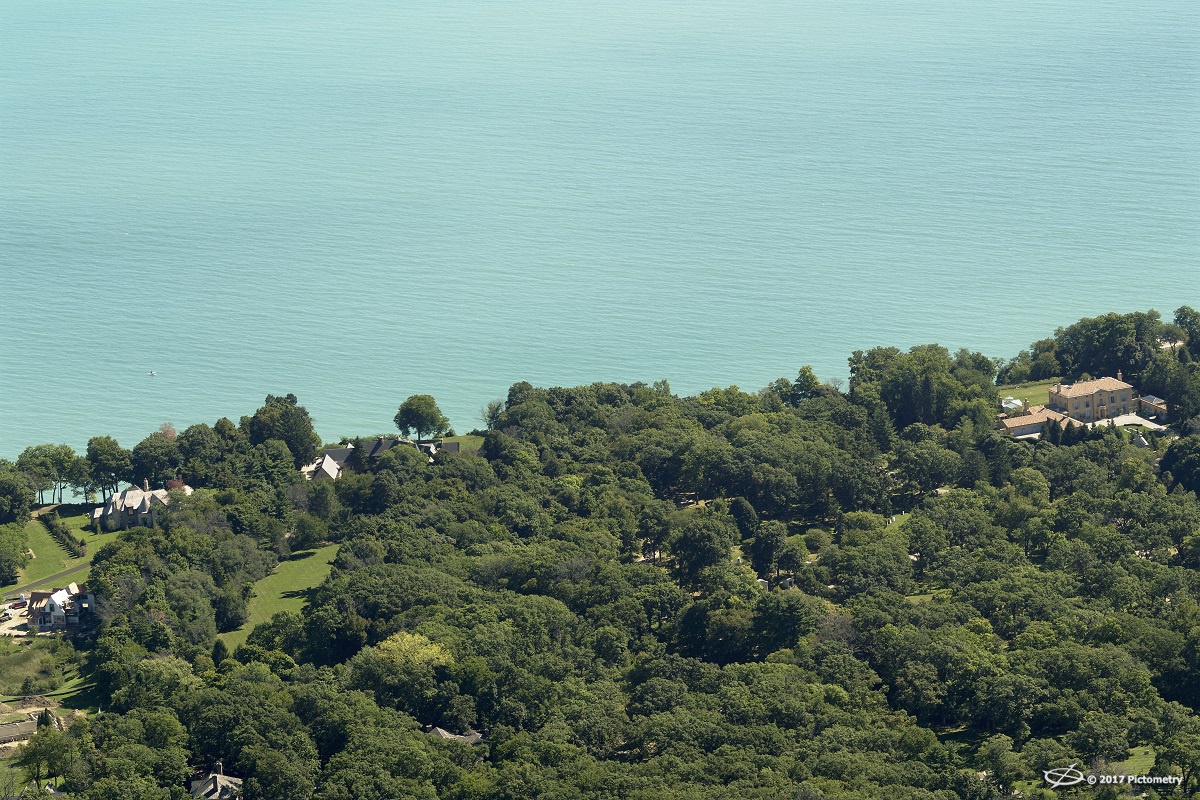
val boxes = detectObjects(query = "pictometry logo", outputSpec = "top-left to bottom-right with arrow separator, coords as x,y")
1044,763 -> 1087,788
1042,763 -> 1182,790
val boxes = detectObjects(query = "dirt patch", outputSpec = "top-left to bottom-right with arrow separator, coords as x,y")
11,696 -> 59,712
0,704 -> 11,714
61,709 -> 87,726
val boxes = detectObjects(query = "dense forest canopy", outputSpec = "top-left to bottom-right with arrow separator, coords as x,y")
1,307 -> 1200,799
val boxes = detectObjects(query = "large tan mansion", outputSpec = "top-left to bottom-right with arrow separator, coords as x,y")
998,372 -> 1149,438
1046,372 -> 1136,422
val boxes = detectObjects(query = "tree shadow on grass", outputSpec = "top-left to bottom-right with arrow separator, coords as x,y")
280,586 -> 322,605
284,550 -> 318,563
58,682 -> 102,714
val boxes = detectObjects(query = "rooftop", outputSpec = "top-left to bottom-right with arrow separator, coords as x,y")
1051,377 -> 1133,398
998,405 -> 1079,430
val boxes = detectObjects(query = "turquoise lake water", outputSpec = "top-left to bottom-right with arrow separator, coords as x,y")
1,0 -> 1197,459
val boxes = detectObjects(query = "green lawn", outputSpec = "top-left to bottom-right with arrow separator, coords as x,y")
996,378 -> 1061,409
1,510 -> 107,598
905,589 -> 952,605
0,639 -> 66,697
0,760 -> 27,796
221,544 -> 339,649
443,434 -> 484,455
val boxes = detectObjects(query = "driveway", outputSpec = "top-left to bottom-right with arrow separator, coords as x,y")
1097,413 -> 1167,431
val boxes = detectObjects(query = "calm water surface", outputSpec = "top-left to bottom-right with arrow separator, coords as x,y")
1,0 -> 1197,457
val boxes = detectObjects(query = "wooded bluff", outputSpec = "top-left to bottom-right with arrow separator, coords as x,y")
0,307 -> 1200,799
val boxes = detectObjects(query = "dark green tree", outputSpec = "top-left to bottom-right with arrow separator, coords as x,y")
86,436 -> 133,499
1162,436 -> 1200,494
0,471 -> 35,524
1175,305 -> 1200,347
668,516 -> 735,588
130,432 -> 181,489
746,520 -> 787,578
394,394 -> 451,442
242,394 -> 321,469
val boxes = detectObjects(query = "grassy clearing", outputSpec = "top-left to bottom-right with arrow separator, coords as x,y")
443,434 -> 485,455
1010,747 -> 1163,795
0,639 -> 67,697
905,589 -> 952,605
0,760 -> 26,796
1115,747 -> 1156,775
221,544 -> 339,649
1,510 -> 108,597
996,378 -> 1061,408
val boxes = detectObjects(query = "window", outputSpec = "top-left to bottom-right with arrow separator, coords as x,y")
1120,394 -> 1127,401
1110,395 -> 1116,404
1073,403 -> 1079,410
1085,401 -> 1090,408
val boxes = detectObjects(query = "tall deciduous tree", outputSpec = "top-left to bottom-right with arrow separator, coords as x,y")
1175,305 -> 1200,348
0,471 -> 35,525
668,515 -> 735,588
17,444 -> 77,504
746,520 -> 787,579
0,523 -> 30,583
87,436 -> 132,500
1162,437 -> 1200,495
394,394 -> 451,442
241,394 -> 321,469
791,365 -> 822,404
131,433 -> 182,489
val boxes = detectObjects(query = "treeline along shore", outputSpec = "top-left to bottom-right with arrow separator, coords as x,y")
0,306 -> 1199,799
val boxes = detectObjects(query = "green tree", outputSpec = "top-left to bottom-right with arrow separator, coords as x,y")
746,520 -> 787,578
791,365 -> 822,404
130,432 -> 181,489
394,394 -> 451,442
977,734 -> 1024,795
0,470 -> 35,524
668,515 -> 735,588
1158,730 -> 1200,796
1175,305 -> 1200,347
347,631 -> 453,717
86,438 -> 133,501
242,394 -> 321,469
0,523 -> 30,583
17,727 -> 75,788
1162,437 -> 1200,495
16,444 -> 75,504
897,440 -> 963,494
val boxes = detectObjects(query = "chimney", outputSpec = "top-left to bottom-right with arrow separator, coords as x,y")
143,478 -> 149,492
1022,399 -> 1029,412
216,760 -> 223,777
1117,369 -> 1122,382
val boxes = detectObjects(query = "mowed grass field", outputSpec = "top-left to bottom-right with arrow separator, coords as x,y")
221,544 -> 339,649
1,509 -> 108,597
443,434 -> 484,455
996,378 -> 1061,409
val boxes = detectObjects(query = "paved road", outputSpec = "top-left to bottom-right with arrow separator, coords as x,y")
2,562 -> 91,600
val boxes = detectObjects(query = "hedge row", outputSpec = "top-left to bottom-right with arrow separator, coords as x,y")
41,513 -> 86,558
